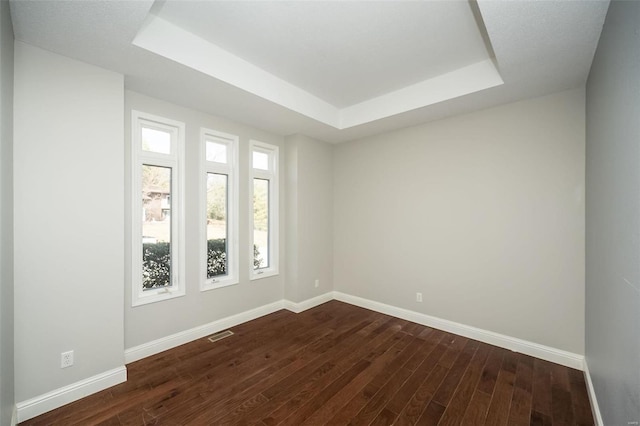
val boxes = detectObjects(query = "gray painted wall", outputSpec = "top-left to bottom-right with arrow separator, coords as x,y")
334,89 -> 586,354
0,1 -> 13,424
13,42 -> 125,402
585,1 -> 640,424
284,134 -> 334,303
124,91 -> 286,349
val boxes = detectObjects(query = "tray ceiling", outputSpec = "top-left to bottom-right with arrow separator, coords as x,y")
10,0 -> 609,142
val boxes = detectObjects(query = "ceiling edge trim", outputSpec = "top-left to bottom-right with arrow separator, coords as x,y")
133,16 -> 341,127
340,59 -> 503,128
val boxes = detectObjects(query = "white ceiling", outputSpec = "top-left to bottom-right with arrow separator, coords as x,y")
152,1 -> 491,107
9,0 -> 609,143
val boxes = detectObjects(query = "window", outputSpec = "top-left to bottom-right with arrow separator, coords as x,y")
131,111 -> 185,306
201,129 -> 239,290
250,140 -> 279,279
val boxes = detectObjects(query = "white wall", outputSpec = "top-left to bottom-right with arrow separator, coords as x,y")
284,134 -> 333,303
586,1 -> 640,423
334,88 -> 585,354
0,1 -> 13,424
13,43 -> 125,402
124,91 -> 286,349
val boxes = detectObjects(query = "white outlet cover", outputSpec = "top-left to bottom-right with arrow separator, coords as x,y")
61,350 -> 74,368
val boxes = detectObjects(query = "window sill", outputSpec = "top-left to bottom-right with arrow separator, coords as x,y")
201,278 -> 239,292
132,288 -> 185,307
250,269 -> 279,281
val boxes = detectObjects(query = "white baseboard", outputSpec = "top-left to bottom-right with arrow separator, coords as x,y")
583,359 -> 604,426
284,292 -> 334,313
135,291 -> 582,370
333,291 -> 585,370
10,404 -> 17,426
16,366 -> 126,423
125,300 -> 284,364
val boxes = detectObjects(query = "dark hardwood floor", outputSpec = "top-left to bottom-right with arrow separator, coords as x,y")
21,301 -> 594,425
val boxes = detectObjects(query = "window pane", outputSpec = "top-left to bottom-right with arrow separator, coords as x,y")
206,141 -> 227,163
142,165 -> 171,289
141,127 -> 171,154
253,178 -> 269,269
207,173 -> 228,278
253,151 -> 269,171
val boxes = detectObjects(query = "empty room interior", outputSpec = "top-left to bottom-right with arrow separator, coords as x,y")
0,0 -> 639,425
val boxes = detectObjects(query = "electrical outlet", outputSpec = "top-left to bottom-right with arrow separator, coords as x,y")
416,292 -> 423,302
314,279 -> 319,288
61,350 -> 74,368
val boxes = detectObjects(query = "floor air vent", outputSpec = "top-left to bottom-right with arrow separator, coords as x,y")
207,330 -> 234,343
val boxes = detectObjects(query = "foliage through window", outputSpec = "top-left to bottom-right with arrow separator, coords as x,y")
142,164 -> 172,288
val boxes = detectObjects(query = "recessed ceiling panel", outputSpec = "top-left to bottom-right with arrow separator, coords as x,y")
153,0 -> 492,107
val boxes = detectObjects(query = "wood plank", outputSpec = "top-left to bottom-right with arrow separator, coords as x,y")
431,339 -> 479,407
568,367 -> 595,426
382,330 -> 448,415
300,329 -> 435,425
506,353 -> 534,426
370,407 -> 398,426
274,359 -> 371,425
550,362 -> 575,425
483,353 -> 517,426
438,342 -> 490,426
347,367 -> 412,425
477,346 -> 506,395
460,389 -> 492,425
531,409 -> 554,426
307,335 -> 425,424
416,400 -> 446,425
532,358 -> 553,417
393,363 -> 449,426
236,320 -> 410,425
438,334 -> 469,369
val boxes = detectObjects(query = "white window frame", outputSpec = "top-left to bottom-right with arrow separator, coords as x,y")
201,128 -> 239,291
131,110 -> 186,306
249,140 -> 279,280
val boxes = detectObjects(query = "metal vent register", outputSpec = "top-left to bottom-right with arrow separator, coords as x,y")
207,330 -> 234,343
